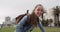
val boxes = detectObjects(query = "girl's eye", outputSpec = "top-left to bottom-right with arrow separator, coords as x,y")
37,8 -> 40,11
37,8 -> 43,12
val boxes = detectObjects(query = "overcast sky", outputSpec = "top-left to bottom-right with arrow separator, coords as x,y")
0,0 -> 60,24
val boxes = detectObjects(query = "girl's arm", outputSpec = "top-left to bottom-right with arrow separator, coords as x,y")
38,20 -> 45,32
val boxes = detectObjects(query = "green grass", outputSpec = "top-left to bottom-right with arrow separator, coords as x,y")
32,27 -> 60,32
0,27 -> 15,32
0,27 -> 60,32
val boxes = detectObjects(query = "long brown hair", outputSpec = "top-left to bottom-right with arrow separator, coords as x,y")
27,4 -> 44,27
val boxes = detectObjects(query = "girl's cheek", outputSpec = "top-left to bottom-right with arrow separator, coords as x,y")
37,12 -> 42,16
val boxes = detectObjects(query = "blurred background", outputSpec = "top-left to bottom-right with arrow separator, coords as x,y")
0,0 -> 60,32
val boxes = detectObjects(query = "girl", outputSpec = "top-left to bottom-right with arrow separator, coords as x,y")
16,4 -> 45,32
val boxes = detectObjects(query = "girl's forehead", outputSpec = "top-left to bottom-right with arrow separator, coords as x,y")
36,6 -> 43,10
37,6 -> 43,8
35,6 -> 43,11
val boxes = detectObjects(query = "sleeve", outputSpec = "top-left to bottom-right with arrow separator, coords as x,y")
16,15 -> 27,32
38,20 -> 45,32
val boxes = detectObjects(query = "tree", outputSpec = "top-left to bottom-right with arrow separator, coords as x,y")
53,6 -> 60,27
42,19 -> 48,26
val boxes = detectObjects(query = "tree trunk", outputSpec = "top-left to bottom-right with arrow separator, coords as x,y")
57,14 -> 59,27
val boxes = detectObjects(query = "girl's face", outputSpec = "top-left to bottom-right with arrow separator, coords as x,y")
34,6 -> 43,17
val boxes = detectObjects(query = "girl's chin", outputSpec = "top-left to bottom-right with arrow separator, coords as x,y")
37,15 -> 40,17
37,14 -> 42,17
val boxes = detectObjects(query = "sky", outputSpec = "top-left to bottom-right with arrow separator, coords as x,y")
0,0 -> 60,24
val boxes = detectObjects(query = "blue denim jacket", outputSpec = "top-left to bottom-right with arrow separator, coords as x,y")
16,15 -> 45,32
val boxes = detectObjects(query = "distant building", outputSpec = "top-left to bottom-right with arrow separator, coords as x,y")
3,16 -> 11,26
47,9 -> 55,27
3,16 -> 16,27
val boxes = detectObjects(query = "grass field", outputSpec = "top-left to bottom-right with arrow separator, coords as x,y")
0,27 -> 60,32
